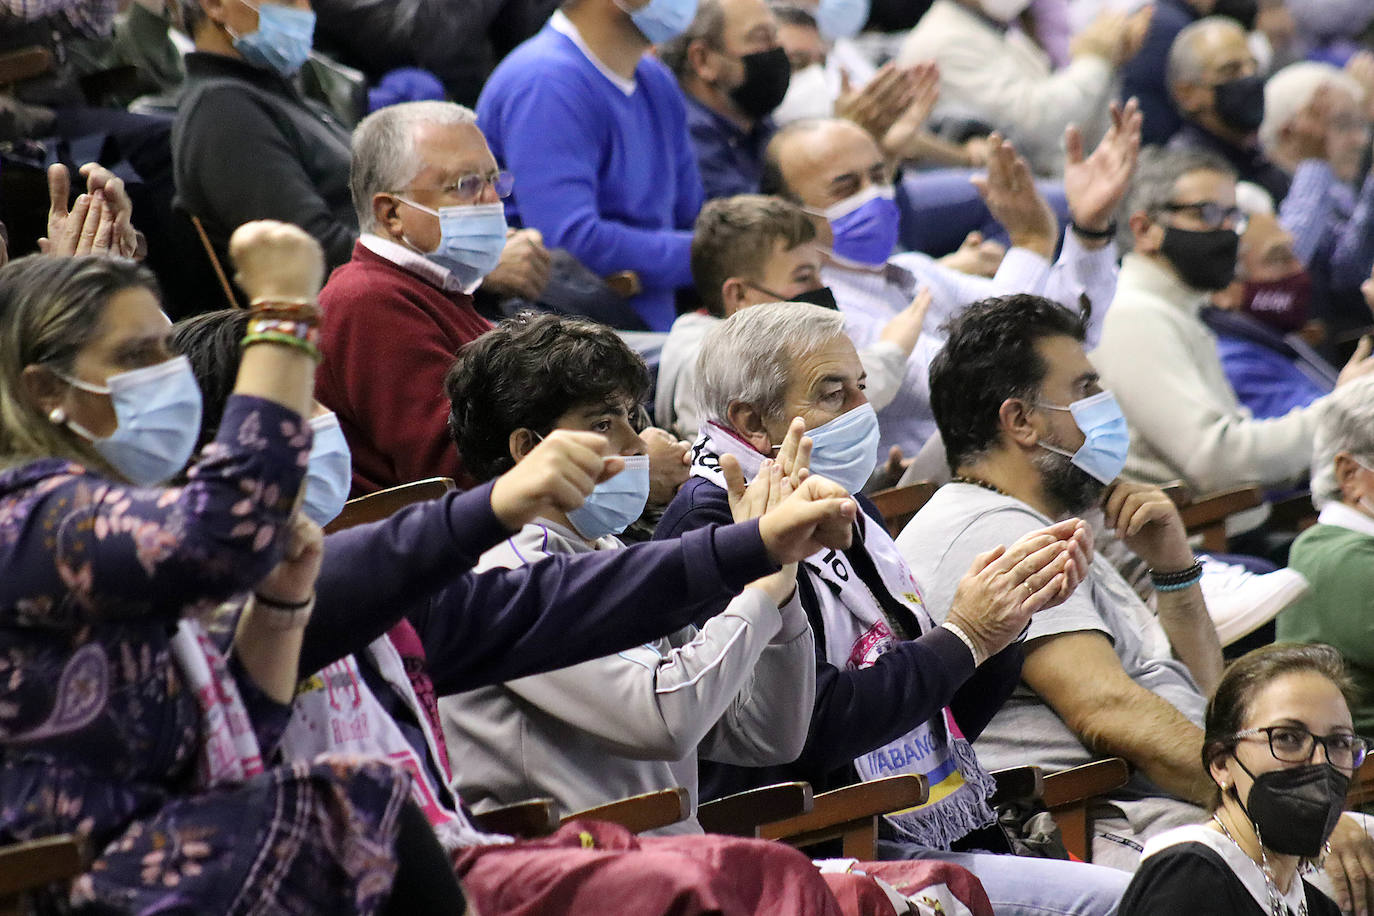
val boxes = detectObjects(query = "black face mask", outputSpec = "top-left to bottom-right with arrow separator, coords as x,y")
729,46 -> 792,120
1231,757 -> 1350,857
1213,0 -> 1258,30
788,285 -> 838,310
1159,225 -> 1240,291
1214,74 -> 1266,134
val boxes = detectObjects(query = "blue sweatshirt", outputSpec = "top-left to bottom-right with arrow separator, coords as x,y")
656,477 -> 1022,801
477,22 -> 705,331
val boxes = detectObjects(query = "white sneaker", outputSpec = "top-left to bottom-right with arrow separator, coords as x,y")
1198,555 -> 1310,646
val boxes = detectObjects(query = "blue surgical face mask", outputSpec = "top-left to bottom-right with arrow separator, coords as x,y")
614,0 -> 699,43
1037,390 -> 1130,486
819,184 -> 899,267
817,0 -> 870,40
58,356 -> 204,487
231,2 -> 316,78
566,454 -> 651,540
803,402 -> 880,494
400,199 -> 508,294
302,411 -> 352,526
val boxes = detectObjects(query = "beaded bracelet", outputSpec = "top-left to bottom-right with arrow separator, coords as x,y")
241,330 -> 322,362
250,296 -> 315,308
252,304 -> 322,323
252,591 -> 315,630
1150,559 -> 1203,593
247,316 -> 319,345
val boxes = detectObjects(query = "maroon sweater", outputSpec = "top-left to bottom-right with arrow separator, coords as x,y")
317,243 -> 490,494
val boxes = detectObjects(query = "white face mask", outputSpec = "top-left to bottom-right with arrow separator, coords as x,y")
772,63 -> 834,125
1353,456 -> 1374,517
980,0 -> 1031,22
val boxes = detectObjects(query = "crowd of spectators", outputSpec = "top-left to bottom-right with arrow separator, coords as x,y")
4,0 -> 1374,912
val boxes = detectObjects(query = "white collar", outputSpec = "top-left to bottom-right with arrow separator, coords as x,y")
1119,252 -> 1214,316
549,11 -> 637,96
1317,501 -> 1374,538
1141,823 -> 1309,915
359,234 -> 472,294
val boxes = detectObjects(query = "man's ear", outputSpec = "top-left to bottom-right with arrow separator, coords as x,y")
372,193 -> 404,241
726,400 -> 773,453
1173,81 -> 1211,118
687,39 -> 721,85
1129,209 -> 1164,255
508,427 -> 539,465
1335,452 -> 1365,500
998,396 -> 1040,450
19,364 -> 66,419
200,0 -> 229,27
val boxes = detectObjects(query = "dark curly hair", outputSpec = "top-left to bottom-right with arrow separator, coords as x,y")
444,312 -> 650,482
929,294 -> 1086,472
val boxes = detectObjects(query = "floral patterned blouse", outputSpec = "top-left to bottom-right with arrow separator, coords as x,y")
0,396 -> 408,914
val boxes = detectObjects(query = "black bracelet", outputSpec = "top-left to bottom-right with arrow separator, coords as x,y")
1070,219 -> 1117,240
1149,560 -> 1203,588
254,591 -> 314,610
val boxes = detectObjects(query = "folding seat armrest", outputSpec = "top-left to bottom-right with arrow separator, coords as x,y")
758,774 -> 928,861
696,781 -> 813,836
469,798 -> 560,839
561,786 -> 692,834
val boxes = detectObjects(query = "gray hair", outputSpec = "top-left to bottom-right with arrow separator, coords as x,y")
658,0 -> 728,79
693,301 -> 848,425
1311,376 -> 1374,509
349,101 -> 478,233
1117,145 -> 1236,253
1167,16 -> 1246,94
1259,62 -> 1365,154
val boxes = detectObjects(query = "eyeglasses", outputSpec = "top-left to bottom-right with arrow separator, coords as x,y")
1157,201 -> 1247,233
1231,725 -> 1370,770
404,170 -> 514,204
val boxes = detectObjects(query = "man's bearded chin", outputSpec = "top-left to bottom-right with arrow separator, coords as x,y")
1033,446 -> 1108,518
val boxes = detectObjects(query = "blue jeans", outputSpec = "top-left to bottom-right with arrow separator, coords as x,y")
878,839 -> 1129,916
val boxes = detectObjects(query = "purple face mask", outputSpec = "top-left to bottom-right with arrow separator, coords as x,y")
821,185 -> 900,266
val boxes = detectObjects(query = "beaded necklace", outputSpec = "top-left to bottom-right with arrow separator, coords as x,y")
950,476 -> 1011,498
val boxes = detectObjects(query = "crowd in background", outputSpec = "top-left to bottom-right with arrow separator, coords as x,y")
4,0 -> 1374,912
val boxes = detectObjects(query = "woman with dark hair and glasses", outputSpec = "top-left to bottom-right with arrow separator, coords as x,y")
1121,643 -> 1366,916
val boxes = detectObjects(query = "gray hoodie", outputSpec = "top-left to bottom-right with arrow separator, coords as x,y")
438,518 -> 816,835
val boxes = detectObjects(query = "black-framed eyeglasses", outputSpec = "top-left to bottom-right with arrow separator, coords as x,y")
1157,201 -> 1247,233
404,170 -> 514,203
1231,725 -> 1370,770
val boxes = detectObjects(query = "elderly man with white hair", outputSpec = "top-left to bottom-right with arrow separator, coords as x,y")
315,101 -> 519,494
655,301 -> 1143,916
1277,376 -> 1374,737
1259,61 -> 1374,327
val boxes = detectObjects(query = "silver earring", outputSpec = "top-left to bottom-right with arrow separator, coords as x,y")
48,407 -> 66,425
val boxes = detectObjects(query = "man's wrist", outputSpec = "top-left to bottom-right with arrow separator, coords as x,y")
942,620 -> 987,666
1007,232 -> 1054,258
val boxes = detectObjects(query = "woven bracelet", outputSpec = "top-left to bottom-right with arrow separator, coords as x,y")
241,330 -> 322,362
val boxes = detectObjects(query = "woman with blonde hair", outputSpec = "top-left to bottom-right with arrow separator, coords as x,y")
0,222 -> 466,914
